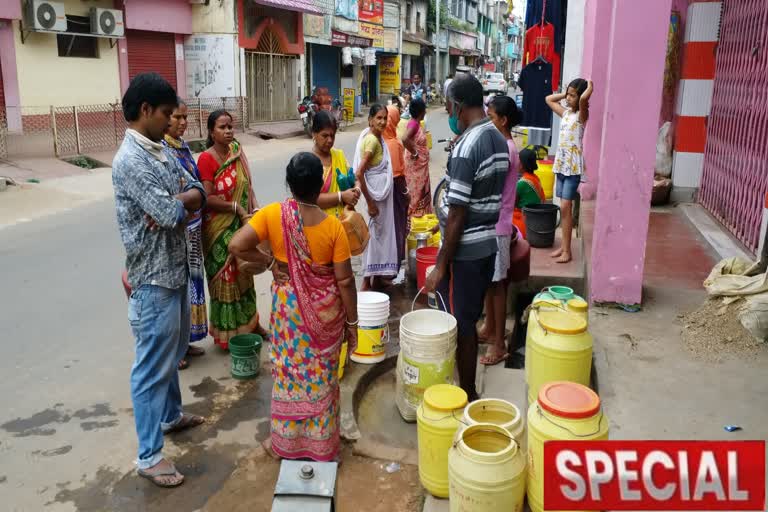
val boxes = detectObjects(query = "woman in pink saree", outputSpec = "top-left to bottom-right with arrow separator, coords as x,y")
229,152 -> 359,462
402,98 -> 432,218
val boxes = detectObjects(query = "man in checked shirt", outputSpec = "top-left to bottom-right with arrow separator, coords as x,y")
112,73 -> 206,488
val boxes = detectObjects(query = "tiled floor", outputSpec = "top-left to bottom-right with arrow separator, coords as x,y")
643,207 -> 720,289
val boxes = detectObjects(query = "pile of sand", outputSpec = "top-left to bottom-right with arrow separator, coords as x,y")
681,298 -> 764,362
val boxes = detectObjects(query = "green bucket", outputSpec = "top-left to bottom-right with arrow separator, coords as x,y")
229,334 -> 263,380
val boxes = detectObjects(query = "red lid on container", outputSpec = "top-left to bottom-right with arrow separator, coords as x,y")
538,381 -> 600,419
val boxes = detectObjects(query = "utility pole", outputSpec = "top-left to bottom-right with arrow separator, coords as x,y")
435,0 -> 441,85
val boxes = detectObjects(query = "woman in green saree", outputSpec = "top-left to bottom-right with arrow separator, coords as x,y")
197,110 -> 269,350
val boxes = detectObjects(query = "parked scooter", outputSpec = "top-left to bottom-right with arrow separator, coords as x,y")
298,96 -> 316,137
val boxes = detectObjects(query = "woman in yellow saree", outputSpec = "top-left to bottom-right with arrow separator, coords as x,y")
310,111 -> 360,217
197,110 -> 268,350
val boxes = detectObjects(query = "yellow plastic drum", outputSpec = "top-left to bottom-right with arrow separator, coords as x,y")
417,384 -> 468,498
462,398 -> 527,455
534,159 -> 555,200
338,341 -> 347,380
524,309 -> 593,405
449,423 -> 527,512
527,382 -> 609,512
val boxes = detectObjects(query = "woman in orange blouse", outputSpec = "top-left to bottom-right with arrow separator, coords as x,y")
229,152 -> 358,463
383,104 -> 409,271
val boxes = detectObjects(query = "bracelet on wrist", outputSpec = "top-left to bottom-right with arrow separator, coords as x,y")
267,258 -> 276,271
338,191 -> 342,205
345,319 -> 359,326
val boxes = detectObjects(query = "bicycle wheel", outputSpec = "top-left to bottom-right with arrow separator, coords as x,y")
338,109 -> 349,131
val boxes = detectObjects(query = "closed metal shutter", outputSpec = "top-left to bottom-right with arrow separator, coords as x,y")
126,30 -> 177,90
311,44 -> 340,97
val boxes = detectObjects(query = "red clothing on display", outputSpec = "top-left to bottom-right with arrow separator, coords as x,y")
524,22 -> 560,91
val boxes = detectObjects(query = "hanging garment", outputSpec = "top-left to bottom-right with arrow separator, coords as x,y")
524,22 -> 561,91
525,0 -> 564,51
519,60 -> 553,130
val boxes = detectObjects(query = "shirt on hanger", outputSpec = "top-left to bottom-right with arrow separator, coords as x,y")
525,0 -> 564,51
524,22 -> 560,91
518,60 -> 553,130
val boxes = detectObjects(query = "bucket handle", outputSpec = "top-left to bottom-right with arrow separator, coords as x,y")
536,404 -> 605,437
412,287 -> 448,312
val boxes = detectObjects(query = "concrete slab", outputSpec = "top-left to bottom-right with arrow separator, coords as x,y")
481,365 -> 527,415
680,203 -> 753,261
528,229 -> 585,295
423,495 -> 449,512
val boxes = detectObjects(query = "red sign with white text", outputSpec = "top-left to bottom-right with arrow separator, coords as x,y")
544,441 -> 766,510
358,0 -> 383,24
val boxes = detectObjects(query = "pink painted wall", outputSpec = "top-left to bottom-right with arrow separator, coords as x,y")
0,2 -> 22,20
117,38 -> 130,96
588,0 -> 673,304
0,21 -> 21,131
578,0 -> 613,201
174,34 -> 186,101
123,0 -> 192,34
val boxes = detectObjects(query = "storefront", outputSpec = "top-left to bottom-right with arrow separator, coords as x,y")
304,13 -> 338,97
238,0 -> 319,122
119,0 -> 192,94
332,28 -> 373,115
447,29 -> 478,76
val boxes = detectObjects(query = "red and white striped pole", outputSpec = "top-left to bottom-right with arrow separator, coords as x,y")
671,1 -> 722,198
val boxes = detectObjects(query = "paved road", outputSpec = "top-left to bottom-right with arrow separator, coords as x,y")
0,106 -> 453,510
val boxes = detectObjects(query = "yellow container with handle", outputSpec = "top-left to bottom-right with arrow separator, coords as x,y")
524,308 -> 593,405
534,159 -> 555,200
527,382 -> 609,512
417,384 -> 468,498
449,423 -> 527,512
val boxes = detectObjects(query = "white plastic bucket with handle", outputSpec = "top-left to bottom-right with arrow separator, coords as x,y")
396,289 -> 458,421
351,291 -> 390,364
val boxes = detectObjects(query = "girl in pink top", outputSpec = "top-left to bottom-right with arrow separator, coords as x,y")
478,95 -> 522,366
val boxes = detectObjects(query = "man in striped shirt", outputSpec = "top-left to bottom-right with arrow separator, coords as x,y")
426,74 -> 510,401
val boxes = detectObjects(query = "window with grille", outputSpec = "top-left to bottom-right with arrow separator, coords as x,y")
57,15 -> 99,58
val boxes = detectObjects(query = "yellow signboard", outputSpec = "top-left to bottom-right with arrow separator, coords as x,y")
359,22 -> 384,48
343,88 -> 355,121
378,55 -> 401,96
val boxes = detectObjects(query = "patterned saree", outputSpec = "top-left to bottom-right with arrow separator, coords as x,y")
270,199 -> 346,462
202,141 -> 260,350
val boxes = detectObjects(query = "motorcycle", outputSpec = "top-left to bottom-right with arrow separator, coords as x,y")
298,96 -> 316,137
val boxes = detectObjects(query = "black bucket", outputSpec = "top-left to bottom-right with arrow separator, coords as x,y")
523,203 -> 561,248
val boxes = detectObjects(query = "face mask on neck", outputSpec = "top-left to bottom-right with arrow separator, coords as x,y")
448,100 -> 463,135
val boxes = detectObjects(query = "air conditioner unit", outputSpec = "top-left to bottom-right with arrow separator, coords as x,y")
90,8 -> 124,37
25,0 -> 67,32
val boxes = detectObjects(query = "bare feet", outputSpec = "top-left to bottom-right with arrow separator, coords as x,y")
550,247 -> 563,258
555,253 -> 572,264
137,458 -> 184,488
262,438 -> 281,460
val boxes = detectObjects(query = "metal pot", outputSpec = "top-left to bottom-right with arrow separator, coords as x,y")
408,233 -> 430,282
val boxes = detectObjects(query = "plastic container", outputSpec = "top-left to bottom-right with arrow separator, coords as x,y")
416,246 -> 439,291
417,384 -> 468,498
527,382 -> 609,512
534,159 -> 554,200
449,423 -> 527,512
351,291 -> 390,364
533,286 -> 589,323
229,334 -> 263,380
525,308 -> 593,405
397,294 -> 457,421
462,398 -> 526,455
523,204 -> 560,248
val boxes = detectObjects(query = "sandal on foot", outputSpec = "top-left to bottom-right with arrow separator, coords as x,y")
178,359 -> 189,371
137,461 -> 184,488
186,346 -> 205,357
480,350 -> 509,366
163,414 -> 205,435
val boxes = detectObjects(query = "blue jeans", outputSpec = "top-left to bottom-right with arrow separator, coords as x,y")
127,284 -> 189,469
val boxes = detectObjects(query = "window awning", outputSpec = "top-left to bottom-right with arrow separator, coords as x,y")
253,0 -> 324,15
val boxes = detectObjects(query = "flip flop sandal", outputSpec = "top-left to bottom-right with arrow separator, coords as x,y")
186,346 -> 206,357
480,351 -> 509,366
163,414 -> 205,435
137,464 -> 185,488
178,359 -> 189,371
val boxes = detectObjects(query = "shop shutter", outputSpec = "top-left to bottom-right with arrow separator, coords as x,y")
311,44 -> 340,98
126,30 -> 177,91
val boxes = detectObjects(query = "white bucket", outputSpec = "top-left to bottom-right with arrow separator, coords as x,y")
352,291 -> 390,364
396,290 -> 458,421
